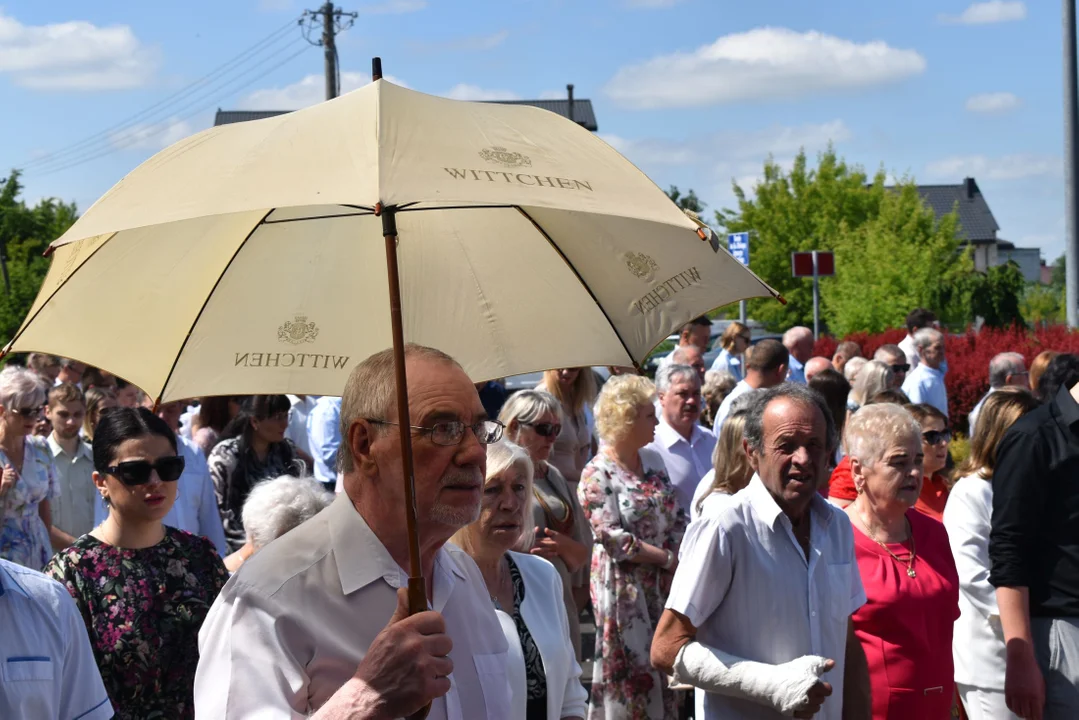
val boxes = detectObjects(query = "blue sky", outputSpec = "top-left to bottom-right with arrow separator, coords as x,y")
0,0 -> 1066,260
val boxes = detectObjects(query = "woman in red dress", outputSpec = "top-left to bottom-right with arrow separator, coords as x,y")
843,403 -> 960,719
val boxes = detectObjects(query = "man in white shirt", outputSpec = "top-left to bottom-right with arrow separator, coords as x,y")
658,316 -> 711,370
901,327 -> 950,418
715,339 -> 788,430
308,395 -> 343,490
55,358 -> 86,388
969,352 -> 1027,433
195,345 -> 511,719
647,364 -> 716,514
44,384 -> 96,544
782,327 -> 814,384
286,394 -> 317,456
651,384 -> 871,719
95,401 -> 230,557
898,308 -> 938,370
0,559 -> 113,720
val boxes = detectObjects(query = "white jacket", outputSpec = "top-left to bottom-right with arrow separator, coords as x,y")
505,552 -> 588,720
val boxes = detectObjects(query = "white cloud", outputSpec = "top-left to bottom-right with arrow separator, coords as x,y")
940,1 -> 1027,25
604,27 -> 926,109
108,118 -> 194,150
965,92 -> 1021,113
925,153 -> 1060,181
357,0 -> 427,14
239,71 -> 409,109
441,83 -> 520,101
0,11 -> 157,90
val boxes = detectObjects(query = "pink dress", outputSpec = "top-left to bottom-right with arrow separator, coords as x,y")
851,509 -> 960,720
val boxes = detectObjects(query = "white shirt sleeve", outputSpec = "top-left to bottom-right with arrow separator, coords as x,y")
943,480 -> 998,618
197,466 -> 229,558
195,581 -> 309,719
665,513 -> 733,628
58,583 -> 113,720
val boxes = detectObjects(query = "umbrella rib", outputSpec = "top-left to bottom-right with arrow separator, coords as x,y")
264,210 -> 375,225
395,204 -> 518,213
155,209 -> 274,402
513,207 -> 639,370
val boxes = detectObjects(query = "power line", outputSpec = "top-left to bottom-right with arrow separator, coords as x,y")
31,42 -> 315,178
17,16 -> 302,172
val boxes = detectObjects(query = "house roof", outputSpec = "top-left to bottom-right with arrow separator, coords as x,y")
213,97 -> 598,131
913,177 -> 1000,243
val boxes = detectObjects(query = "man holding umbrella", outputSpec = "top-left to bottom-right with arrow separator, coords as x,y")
195,345 -> 511,719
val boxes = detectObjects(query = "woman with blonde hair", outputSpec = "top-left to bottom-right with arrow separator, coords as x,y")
82,386 -> 117,443
453,440 -> 587,720
537,368 -> 597,487
691,394 -> 755,520
578,374 -> 685,720
848,360 -> 896,416
944,387 -> 1040,720
709,322 -> 751,381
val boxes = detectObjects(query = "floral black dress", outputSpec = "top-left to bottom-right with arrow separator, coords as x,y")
45,527 -> 228,720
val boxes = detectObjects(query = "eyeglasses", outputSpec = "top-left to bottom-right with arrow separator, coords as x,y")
12,406 -> 44,418
103,456 -> 186,486
366,418 -> 504,447
890,364 -> 911,374
523,422 -> 562,438
922,429 -> 952,446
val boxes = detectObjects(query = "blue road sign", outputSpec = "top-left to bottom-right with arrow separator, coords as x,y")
727,232 -> 750,266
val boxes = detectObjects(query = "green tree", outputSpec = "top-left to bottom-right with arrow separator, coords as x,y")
966,262 -> 1026,328
0,170 -> 78,344
666,185 -> 706,214
1021,254 -> 1065,326
825,183 -> 972,336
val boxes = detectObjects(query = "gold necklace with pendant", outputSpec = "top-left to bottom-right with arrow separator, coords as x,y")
862,514 -> 917,578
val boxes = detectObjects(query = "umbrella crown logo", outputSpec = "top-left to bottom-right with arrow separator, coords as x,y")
278,315 -> 319,345
624,252 -> 660,281
479,146 -> 532,168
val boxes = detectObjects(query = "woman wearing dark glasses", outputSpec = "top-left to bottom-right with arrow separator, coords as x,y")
0,365 -> 62,571
45,407 -> 228,720
908,403 -> 953,521
500,389 -> 593,660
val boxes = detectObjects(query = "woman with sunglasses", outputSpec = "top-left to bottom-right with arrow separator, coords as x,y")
908,403 -> 952,521
45,407 -> 227,720
500,390 -> 593,660
0,365 -> 62,571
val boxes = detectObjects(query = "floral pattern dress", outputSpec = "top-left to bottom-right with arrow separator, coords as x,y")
578,449 -> 687,720
0,436 -> 59,570
45,527 -> 228,720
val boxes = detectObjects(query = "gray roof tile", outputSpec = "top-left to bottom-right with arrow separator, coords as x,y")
912,178 -> 999,243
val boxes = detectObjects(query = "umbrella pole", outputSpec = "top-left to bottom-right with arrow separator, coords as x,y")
380,205 -> 428,617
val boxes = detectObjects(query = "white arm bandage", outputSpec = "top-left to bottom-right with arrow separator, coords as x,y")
672,641 -> 832,716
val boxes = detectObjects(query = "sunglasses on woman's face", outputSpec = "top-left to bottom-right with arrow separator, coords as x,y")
922,429 -> 952,446
524,422 -> 562,438
12,406 -> 44,418
104,456 -> 186,486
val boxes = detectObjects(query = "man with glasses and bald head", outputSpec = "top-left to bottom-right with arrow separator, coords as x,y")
196,344 -> 513,719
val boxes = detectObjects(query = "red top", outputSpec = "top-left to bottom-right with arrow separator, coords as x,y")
851,509 -> 960,720
829,458 -> 951,521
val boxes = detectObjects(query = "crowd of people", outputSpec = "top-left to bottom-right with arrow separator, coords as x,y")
2,304 -> 1079,719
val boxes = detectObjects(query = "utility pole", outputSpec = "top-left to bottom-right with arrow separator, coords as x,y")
302,3 -> 357,101
1065,0 -> 1079,327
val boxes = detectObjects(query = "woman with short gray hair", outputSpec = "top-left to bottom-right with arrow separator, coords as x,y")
500,389 -> 592,659
0,365 -> 61,570
223,474 -> 334,572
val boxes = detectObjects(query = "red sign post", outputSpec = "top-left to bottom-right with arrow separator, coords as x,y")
791,251 -> 835,339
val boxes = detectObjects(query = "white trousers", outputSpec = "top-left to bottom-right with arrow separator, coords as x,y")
956,683 -> 1020,720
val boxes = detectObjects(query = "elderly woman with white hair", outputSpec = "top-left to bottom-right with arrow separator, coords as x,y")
500,389 -> 593,659
578,374 -> 686,720
0,365 -> 62,570
452,440 -> 587,720
844,403 -> 959,719
223,474 -> 334,572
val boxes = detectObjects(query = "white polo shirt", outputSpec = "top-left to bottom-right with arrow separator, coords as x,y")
0,559 -> 113,720
645,420 -> 716,515
667,475 -> 865,720
194,492 -> 511,718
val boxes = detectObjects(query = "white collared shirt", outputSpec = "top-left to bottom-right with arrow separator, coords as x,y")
898,334 -> 919,370
666,475 -> 865,720
901,363 -> 949,417
93,435 -> 228,558
194,493 -> 511,718
714,380 -> 753,430
646,420 -> 716,515
45,434 -> 96,539
286,395 -> 317,456
0,559 -> 113,720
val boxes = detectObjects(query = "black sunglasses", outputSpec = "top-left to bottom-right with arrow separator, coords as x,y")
922,429 -> 952,445
12,405 -> 44,418
104,456 -> 185,486
523,422 -> 562,438
890,363 -> 911,374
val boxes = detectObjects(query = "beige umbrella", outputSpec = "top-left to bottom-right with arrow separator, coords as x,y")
7,59 -> 779,619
